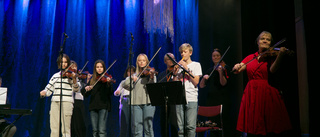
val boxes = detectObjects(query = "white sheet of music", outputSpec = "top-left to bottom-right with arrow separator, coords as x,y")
0,87 -> 7,104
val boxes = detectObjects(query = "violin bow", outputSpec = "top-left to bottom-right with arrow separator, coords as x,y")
134,47 -> 162,85
208,46 -> 230,78
61,62 -> 74,76
78,61 -> 89,75
232,38 -> 286,72
92,59 -> 117,87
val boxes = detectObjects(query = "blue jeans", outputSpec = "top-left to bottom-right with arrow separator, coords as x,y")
176,102 -> 198,137
90,109 -> 108,137
131,104 -> 155,137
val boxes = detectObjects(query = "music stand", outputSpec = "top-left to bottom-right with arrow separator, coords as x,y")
146,81 -> 186,137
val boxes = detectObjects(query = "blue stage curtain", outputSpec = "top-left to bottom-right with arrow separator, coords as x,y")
0,0 -> 199,136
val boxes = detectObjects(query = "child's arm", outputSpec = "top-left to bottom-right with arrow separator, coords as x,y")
73,81 -> 81,93
71,73 -> 80,92
40,74 -> 57,97
114,81 -> 123,96
81,83 -> 91,97
190,63 -> 202,87
173,66 -> 202,87
123,75 -> 137,90
114,80 -> 126,96
188,72 -> 200,87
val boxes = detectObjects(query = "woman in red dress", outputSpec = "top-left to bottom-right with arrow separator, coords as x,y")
232,31 -> 291,136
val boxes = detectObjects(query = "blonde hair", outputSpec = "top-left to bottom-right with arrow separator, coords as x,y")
136,54 -> 149,74
179,43 -> 193,53
256,31 -> 272,44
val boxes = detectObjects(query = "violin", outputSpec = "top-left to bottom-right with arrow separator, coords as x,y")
141,66 -> 158,77
166,57 -> 185,74
62,67 -> 77,78
258,47 -> 294,62
96,73 -> 116,83
216,61 -> 226,70
77,61 -> 90,79
166,65 -> 175,74
77,70 -> 90,79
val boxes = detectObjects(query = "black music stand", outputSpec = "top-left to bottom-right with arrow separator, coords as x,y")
146,81 -> 186,137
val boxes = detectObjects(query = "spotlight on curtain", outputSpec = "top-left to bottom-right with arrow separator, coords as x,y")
143,0 -> 174,42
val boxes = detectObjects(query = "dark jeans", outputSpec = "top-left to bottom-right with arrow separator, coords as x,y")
90,109 -> 108,137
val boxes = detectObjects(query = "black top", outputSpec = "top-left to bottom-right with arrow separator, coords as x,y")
81,81 -> 112,111
203,65 -> 229,106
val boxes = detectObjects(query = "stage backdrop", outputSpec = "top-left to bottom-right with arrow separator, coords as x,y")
1,0 -> 301,137
0,0 -> 199,136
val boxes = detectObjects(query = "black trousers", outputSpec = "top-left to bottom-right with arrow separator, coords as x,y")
71,100 -> 87,137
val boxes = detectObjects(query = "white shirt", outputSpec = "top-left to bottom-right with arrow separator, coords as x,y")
74,81 -> 84,100
177,61 -> 202,102
114,80 -> 130,109
114,80 -> 130,98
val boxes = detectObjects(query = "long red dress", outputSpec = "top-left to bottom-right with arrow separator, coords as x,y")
236,52 -> 291,135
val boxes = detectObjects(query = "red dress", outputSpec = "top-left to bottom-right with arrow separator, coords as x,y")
236,52 -> 291,135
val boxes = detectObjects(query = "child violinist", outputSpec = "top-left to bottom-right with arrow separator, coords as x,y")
114,65 -> 135,137
70,60 -> 88,137
173,43 -> 202,137
40,54 -> 80,137
81,60 -> 113,137
123,53 -> 156,137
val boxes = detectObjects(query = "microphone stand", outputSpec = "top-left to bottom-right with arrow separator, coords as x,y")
59,32 -> 68,137
128,33 -> 134,137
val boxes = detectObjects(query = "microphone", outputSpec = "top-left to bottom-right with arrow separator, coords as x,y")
63,32 -> 69,38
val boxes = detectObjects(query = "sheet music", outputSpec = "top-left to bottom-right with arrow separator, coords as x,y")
0,87 -> 7,104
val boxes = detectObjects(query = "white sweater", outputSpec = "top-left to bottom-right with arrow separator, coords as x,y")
44,71 -> 80,103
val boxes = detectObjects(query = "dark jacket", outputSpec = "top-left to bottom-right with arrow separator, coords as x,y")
81,81 -> 112,111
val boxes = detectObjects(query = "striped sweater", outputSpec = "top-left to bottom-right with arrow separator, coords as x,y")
44,71 -> 80,103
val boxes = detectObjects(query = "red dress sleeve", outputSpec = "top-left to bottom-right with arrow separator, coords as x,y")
241,52 -> 258,64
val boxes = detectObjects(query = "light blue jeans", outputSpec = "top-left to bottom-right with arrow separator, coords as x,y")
90,109 -> 108,137
131,104 -> 155,137
176,102 -> 198,137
